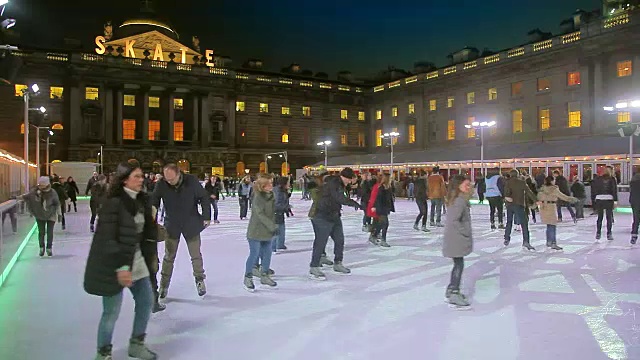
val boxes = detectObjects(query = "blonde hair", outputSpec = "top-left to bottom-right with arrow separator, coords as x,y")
253,174 -> 273,192
381,173 -> 392,189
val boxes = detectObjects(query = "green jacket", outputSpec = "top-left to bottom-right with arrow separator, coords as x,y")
308,187 -> 321,218
247,191 -> 277,241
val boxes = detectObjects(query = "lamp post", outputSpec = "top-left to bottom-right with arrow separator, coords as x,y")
380,132 -> 400,180
21,84 -> 41,192
31,122 -> 49,175
604,101 -> 640,180
465,120 -> 497,177
316,140 -> 331,168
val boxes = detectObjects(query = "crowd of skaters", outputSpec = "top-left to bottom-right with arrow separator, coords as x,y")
14,159 -> 640,359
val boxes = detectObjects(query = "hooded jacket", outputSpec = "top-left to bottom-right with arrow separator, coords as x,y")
315,175 -> 360,221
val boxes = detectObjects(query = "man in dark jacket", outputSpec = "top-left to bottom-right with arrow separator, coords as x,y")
570,176 -> 586,219
85,172 -> 99,195
152,163 -> 211,298
413,170 -> 430,232
553,170 -> 577,222
309,167 -> 362,280
503,169 -> 537,250
51,176 -> 68,230
359,171 -> 376,232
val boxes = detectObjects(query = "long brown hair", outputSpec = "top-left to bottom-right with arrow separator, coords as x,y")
381,173 -> 391,189
445,174 -> 468,206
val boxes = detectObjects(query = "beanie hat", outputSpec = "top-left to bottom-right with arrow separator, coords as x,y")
37,176 -> 50,186
340,167 -> 356,179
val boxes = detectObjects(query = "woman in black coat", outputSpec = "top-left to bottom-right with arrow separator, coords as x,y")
371,173 -> 395,248
65,176 -> 80,212
83,162 -> 160,360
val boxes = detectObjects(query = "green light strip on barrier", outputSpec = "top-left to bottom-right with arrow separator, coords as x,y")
0,222 -> 37,289
77,196 -> 90,200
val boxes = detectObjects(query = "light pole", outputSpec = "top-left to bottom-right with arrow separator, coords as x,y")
380,132 -> 400,180
98,145 -> 104,174
465,120 -> 496,177
316,140 -> 331,168
604,101 -> 640,180
31,122 -> 49,175
45,129 -> 54,175
265,151 -> 289,176
21,84 -> 41,192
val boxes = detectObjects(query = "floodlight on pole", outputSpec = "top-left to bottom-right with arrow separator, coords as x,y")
0,0 -> 9,7
39,106 -> 46,113
465,120 -> 497,177
380,131 -> 400,180
317,140 -> 331,167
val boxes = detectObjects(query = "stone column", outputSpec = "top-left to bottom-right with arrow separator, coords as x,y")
138,86 -> 150,144
67,83 -> 82,146
166,91 -> 175,145
200,93 -> 210,148
115,87 -> 124,144
104,87 -> 114,145
191,94 -> 199,143
592,56 -> 604,132
227,97 -> 236,147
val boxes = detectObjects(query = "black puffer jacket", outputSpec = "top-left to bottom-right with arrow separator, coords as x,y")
84,189 -> 158,297
316,175 -> 360,221
374,186 -> 395,216
591,174 -> 618,201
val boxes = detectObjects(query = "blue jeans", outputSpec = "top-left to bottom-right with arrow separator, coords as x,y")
430,198 -> 443,223
211,199 -> 219,221
97,277 -> 153,349
272,223 -> 286,251
546,224 -> 557,245
504,204 -> 530,244
246,238 -> 274,275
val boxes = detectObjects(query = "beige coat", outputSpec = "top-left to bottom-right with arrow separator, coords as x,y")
537,185 -> 576,225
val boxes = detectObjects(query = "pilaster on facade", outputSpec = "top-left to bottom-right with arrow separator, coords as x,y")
115,87 -> 124,144
68,84 -> 82,146
104,87 -> 114,145
165,90 -> 175,146
138,86 -> 150,144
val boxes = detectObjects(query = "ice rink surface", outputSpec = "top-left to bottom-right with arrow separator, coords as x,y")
0,196 -> 639,360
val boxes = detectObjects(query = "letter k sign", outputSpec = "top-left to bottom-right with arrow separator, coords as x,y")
125,40 -> 136,58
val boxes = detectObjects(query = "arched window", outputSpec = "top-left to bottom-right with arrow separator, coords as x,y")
20,123 -> 24,134
51,123 -> 64,130
259,161 -> 266,173
177,159 -> 190,173
51,160 -> 61,163
281,131 -> 289,143
236,161 -> 245,176
281,162 -> 289,176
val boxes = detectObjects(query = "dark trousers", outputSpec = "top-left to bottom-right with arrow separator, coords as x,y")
487,196 -> 503,224
505,204 -> 530,244
447,257 -> 464,291
60,204 -> 66,228
478,193 -> 485,203
633,205 -> 640,236
90,201 -> 99,225
310,217 -> 345,267
596,199 -> 614,235
430,198 -> 443,223
239,196 -> 249,218
67,200 -> 77,212
2,210 -> 17,232
374,215 -> 389,241
556,202 -> 576,221
414,198 -> 428,227
36,220 -> 55,249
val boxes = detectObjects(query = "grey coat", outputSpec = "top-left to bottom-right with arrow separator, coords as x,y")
442,196 -> 473,258
247,191 -> 278,241
24,187 -> 60,222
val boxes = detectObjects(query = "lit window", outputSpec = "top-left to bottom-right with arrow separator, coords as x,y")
50,86 -> 64,100
174,121 -> 184,141
14,84 -> 27,97
259,103 -> 269,113
408,124 -> 416,143
236,101 -> 245,112
86,87 -> 99,100
358,132 -> 366,147
174,98 -> 184,110
618,111 -> 631,123
488,88 -> 497,100
537,78 -> 551,92
302,106 -> 311,117
341,132 -> 347,145
392,106 -> 398,117
512,110 -> 523,133
282,106 -> 291,115
20,123 -> 24,134
511,82 -> 522,97
358,111 -> 365,121
447,97 -> 454,108
123,119 -> 136,140
539,108 -> 550,130
568,102 -> 581,127
376,129 -> 382,146
467,92 -> 475,105
408,103 -> 415,114
148,120 -> 160,140
51,123 -> 63,130
392,127 -> 399,145
447,120 -> 455,140
429,99 -> 436,111
567,72 -> 581,86
467,117 -> 476,138
341,109 -> 348,120
489,115 -> 498,136
124,95 -> 136,106
618,60 -> 632,77
149,96 -> 160,108
281,129 -> 289,143
376,110 -> 382,120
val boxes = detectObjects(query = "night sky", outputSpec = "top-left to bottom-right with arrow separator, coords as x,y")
10,0 -> 602,78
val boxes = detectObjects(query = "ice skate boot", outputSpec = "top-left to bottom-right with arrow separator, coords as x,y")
522,243 -> 536,252
413,223 -> 419,231
195,277 -> 206,296
631,235 -> 638,246
260,274 -> 277,287
447,291 -> 471,310
95,345 -> 112,360
333,262 -> 351,274
607,233 -> 614,241
546,243 -> 563,251
421,225 -> 431,233
309,267 -> 327,280
243,275 -> 255,292
128,334 -> 157,360
320,255 -> 334,266
378,240 -> 391,248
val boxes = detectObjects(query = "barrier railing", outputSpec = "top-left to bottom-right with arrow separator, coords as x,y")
0,194 -> 37,289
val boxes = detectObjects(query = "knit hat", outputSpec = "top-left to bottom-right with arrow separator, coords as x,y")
340,167 -> 356,179
37,176 -> 50,186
